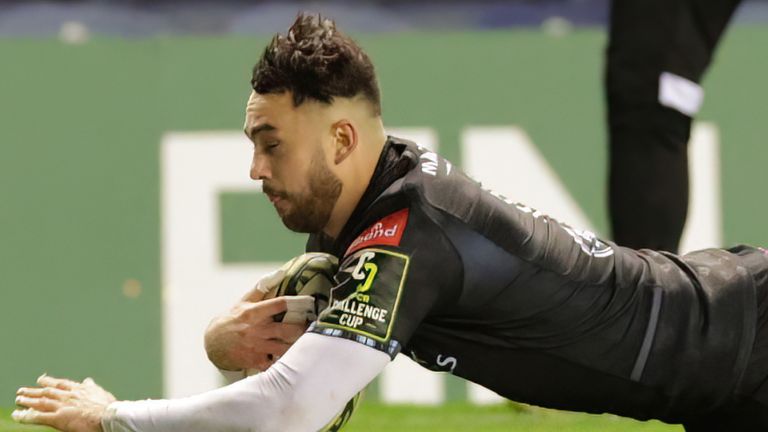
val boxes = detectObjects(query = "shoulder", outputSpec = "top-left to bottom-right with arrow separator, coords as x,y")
385,137 -> 485,226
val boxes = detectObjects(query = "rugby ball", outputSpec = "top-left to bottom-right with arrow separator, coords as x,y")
268,252 -> 339,321
248,252 -> 339,375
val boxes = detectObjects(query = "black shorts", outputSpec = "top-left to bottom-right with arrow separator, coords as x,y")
684,246 -> 768,431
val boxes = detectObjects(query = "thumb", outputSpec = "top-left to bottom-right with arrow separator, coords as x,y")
242,269 -> 285,302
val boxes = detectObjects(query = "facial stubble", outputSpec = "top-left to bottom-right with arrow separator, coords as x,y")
278,149 -> 343,233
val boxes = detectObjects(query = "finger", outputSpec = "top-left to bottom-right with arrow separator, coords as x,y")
242,297 -> 288,320
242,354 -> 273,372
15,396 -> 60,413
254,321 -> 300,340
12,408 -> 37,424
37,374 -> 78,390
274,322 -> 306,343
246,323 -> 305,348
12,409 -> 58,427
241,287 -> 266,303
17,387 -> 69,400
243,269 -> 285,302
265,343 -> 290,357
243,338 -> 291,354
251,355 -> 278,372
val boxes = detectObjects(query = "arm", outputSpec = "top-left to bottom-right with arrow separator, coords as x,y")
108,332 -> 388,432
15,333 -> 388,432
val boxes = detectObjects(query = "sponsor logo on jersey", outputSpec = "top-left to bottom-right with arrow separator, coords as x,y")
317,248 -> 409,342
346,208 -> 409,255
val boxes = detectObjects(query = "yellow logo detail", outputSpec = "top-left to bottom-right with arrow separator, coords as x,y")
356,262 -> 378,293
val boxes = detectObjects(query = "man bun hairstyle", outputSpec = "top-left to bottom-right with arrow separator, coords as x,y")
251,13 -> 381,115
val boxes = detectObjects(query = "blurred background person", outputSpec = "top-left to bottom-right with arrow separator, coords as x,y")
606,0 -> 743,253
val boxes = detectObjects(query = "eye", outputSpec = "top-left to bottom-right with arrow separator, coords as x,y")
266,140 -> 281,152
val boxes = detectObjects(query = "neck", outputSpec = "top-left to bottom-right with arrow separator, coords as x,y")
323,125 -> 387,239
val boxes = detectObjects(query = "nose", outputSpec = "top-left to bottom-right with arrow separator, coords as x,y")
250,152 -> 271,180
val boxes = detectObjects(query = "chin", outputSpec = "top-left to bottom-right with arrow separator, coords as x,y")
280,215 -> 316,233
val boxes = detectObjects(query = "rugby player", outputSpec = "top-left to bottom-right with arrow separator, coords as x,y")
14,13 -> 768,432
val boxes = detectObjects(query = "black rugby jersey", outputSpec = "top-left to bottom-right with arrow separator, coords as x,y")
307,136 -> 760,423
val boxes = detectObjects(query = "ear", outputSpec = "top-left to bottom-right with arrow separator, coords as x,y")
331,120 -> 357,165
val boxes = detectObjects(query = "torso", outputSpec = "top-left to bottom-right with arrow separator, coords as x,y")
309,137 -> 758,422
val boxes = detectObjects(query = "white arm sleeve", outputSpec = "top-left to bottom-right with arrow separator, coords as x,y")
102,332 -> 390,432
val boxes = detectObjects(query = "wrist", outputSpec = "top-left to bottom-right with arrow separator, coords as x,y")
101,401 -> 129,432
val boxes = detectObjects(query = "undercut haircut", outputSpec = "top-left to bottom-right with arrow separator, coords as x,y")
251,13 -> 382,115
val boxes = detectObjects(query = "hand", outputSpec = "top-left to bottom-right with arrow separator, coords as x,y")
239,268 -> 286,303
204,270 -> 307,372
13,374 -> 117,432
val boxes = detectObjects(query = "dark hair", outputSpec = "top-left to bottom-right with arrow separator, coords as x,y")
251,13 -> 381,115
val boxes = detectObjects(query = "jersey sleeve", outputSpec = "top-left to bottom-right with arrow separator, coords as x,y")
309,207 -> 460,359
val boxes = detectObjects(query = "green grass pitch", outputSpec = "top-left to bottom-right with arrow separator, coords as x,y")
1,403 -> 683,431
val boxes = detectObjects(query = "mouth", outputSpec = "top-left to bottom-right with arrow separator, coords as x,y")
265,192 -> 287,209
262,184 -> 287,208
